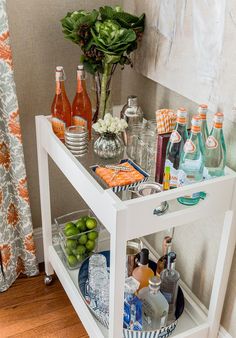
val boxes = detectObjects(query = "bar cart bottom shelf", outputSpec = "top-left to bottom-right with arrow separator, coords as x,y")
48,232 -> 209,338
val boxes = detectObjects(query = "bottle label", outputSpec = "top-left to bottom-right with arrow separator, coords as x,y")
51,117 -> 65,140
72,116 -> 87,128
184,140 -> 196,154
206,135 -> 218,149
170,130 -> 182,144
165,160 -> 186,188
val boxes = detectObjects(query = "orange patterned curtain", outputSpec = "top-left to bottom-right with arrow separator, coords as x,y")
0,0 -> 38,291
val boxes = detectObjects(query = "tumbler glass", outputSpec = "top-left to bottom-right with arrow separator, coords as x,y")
88,254 -> 108,299
126,123 -> 143,161
97,278 -> 110,315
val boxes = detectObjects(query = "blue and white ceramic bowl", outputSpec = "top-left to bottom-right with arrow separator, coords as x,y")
78,251 -> 184,338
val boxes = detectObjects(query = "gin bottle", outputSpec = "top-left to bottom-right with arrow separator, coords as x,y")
198,104 -> 209,144
165,108 -> 188,188
205,112 -> 226,178
138,276 -> 169,330
123,277 -> 142,330
160,252 -> 180,323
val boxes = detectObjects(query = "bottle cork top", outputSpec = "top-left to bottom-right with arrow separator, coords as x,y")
77,64 -> 84,70
56,66 -> 63,72
55,66 -> 65,81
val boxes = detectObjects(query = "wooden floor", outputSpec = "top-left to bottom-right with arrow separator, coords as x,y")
0,269 -> 89,338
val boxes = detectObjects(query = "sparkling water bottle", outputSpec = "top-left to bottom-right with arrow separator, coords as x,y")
178,115 -> 205,205
205,112 -> 226,178
165,108 -> 188,188
198,104 -> 209,144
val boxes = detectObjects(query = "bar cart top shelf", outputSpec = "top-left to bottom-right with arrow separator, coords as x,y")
36,115 -> 236,241
36,114 -> 236,338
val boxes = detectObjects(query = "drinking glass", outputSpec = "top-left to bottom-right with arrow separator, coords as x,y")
126,124 -> 143,161
97,278 -> 110,315
88,254 -> 109,300
88,253 -> 107,275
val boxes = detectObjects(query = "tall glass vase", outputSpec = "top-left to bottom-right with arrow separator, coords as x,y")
92,64 -> 116,122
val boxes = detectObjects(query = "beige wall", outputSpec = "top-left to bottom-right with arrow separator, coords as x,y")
6,0 -> 122,227
6,1 -> 236,337
121,68 -> 236,337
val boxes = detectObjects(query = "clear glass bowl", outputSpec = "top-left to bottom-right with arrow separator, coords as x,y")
55,209 -> 100,270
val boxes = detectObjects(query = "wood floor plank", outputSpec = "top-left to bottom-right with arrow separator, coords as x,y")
0,272 -> 89,338
9,315 -> 86,338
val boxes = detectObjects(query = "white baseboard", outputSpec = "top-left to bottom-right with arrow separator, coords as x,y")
33,227 -> 233,338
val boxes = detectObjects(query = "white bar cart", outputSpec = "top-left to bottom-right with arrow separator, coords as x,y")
36,115 -> 236,338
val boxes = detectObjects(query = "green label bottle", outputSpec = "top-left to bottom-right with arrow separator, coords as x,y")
165,108 -> 188,188
198,104 -> 209,144
205,112 -> 226,177
178,115 -> 205,205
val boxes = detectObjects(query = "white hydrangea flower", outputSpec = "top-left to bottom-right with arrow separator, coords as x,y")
104,113 -> 113,122
92,115 -> 128,134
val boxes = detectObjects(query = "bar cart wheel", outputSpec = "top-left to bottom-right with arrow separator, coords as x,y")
44,274 -> 53,285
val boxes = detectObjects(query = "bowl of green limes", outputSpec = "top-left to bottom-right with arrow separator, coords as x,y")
55,209 -> 100,270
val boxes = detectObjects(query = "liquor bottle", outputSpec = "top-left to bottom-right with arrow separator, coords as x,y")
138,276 -> 169,330
165,108 -> 188,188
51,66 -> 71,141
123,277 -> 142,330
132,248 -> 154,291
178,115 -> 206,205
160,252 -> 180,323
72,65 -> 92,139
205,112 -> 226,178
156,236 -> 172,276
198,104 -> 209,144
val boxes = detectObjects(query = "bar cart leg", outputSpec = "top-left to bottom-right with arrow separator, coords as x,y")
36,117 -> 54,280
208,207 -> 236,338
109,210 -> 127,338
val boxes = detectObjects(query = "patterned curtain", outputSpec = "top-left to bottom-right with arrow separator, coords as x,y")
0,0 -> 38,292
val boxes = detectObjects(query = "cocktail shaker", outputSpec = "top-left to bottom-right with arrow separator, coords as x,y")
121,95 -> 143,127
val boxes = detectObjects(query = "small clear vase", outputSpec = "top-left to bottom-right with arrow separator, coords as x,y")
93,133 -> 124,159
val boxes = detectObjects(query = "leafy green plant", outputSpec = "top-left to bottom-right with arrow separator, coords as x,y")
61,6 -> 145,119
